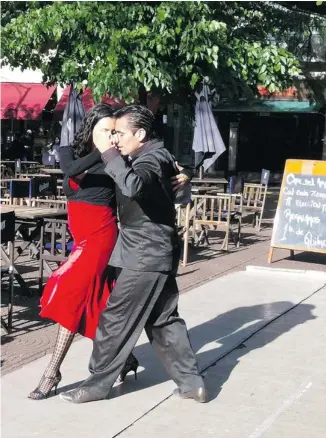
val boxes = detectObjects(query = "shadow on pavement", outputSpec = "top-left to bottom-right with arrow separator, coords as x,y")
58,300 -> 315,403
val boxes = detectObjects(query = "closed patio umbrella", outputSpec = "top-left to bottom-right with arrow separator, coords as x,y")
60,84 -> 86,147
192,85 -> 226,175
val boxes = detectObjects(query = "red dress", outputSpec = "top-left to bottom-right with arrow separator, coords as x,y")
40,199 -> 118,339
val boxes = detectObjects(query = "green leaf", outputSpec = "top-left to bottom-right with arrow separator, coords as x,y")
268,83 -> 276,93
157,7 -> 166,22
190,72 -> 199,89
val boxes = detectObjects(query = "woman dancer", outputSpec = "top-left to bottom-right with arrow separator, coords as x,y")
28,103 -> 138,400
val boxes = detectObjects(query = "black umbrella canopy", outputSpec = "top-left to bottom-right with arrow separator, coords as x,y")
60,85 -> 86,147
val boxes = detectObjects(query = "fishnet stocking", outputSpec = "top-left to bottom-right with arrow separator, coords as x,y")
45,325 -> 75,377
29,325 -> 75,398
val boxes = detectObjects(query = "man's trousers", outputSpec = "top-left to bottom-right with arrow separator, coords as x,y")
78,268 -> 204,398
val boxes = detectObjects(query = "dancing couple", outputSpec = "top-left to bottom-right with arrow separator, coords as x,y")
29,104 -> 207,404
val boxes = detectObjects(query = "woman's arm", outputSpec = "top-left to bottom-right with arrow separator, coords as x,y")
59,146 -> 102,177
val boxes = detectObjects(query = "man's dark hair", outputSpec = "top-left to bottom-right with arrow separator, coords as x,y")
114,105 -> 156,140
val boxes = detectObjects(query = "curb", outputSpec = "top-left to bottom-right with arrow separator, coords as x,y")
246,265 -> 326,281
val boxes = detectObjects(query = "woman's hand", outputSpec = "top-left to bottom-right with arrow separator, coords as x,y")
171,162 -> 190,192
74,171 -> 87,182
93,130 -> 118,153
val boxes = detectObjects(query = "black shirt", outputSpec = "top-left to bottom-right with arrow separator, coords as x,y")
59,146 -> 116,208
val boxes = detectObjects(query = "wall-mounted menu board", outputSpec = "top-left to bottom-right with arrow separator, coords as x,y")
268,159 -> 326,263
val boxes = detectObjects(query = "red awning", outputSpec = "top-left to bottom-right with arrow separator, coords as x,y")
257,85 -> 298,99
0,83 -> 56,120
53,86 -> 124,121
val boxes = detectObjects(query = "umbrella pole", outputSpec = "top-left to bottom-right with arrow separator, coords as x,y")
199,166 -> 204,180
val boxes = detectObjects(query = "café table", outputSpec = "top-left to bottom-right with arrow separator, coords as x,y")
1,205 -> 67,294
192,177 -> 229,194
192,177 -> 228,186
40,168 -> 63,175
0,161 -> 40,166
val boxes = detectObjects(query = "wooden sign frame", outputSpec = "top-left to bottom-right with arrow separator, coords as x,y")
268,159 -> 326,263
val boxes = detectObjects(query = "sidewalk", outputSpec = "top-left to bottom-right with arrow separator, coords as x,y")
2,267 -> 326,438
2,210 -> 326,375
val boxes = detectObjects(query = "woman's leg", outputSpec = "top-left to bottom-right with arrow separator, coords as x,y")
28,325 -> 75,399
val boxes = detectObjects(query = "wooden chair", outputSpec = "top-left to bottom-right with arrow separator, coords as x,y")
14,159 -> 22,178
176,202 -> 191,267
31,198 -> 67,210
229,175 -> 245,195
242,169 -> 270,231
56,178 -> 64,197
30,176 -> 57,199
38,217 -> 73,294
1,211 -> 15,333
190,193 -> 243,252
8,179 -> 31,205
2,177 -> 57,206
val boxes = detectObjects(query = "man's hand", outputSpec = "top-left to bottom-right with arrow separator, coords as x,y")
171,162 -> 190,192
93,130 -> 118,154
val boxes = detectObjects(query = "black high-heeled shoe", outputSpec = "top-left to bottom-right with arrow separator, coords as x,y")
118,354 -> 139,382
28,371 -> 62,400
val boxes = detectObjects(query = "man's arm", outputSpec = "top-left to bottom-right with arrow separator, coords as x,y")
102,149 -> 161,199
59,146 -> 102,177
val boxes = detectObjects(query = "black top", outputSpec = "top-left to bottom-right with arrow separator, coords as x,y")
59,146 -> 116,208
102,139 -> 180,272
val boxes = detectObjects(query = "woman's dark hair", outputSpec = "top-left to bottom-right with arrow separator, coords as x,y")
72,102 -> 114,156
114,105 -> 156,141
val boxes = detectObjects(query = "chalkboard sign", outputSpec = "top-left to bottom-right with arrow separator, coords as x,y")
269,159 -> 326,263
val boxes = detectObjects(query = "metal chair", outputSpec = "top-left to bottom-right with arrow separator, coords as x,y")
1,211 -> 16,333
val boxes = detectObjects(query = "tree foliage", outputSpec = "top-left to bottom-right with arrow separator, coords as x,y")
2,1 -> 322,103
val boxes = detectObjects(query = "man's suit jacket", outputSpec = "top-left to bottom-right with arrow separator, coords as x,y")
102,139 -> 180,272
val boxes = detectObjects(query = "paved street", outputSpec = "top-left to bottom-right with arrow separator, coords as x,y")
2,267 -> 326,438
2,192 -> 326,437
2,2 -> 326,437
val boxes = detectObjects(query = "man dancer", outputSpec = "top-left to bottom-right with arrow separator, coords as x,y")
61,105 -> 206,404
